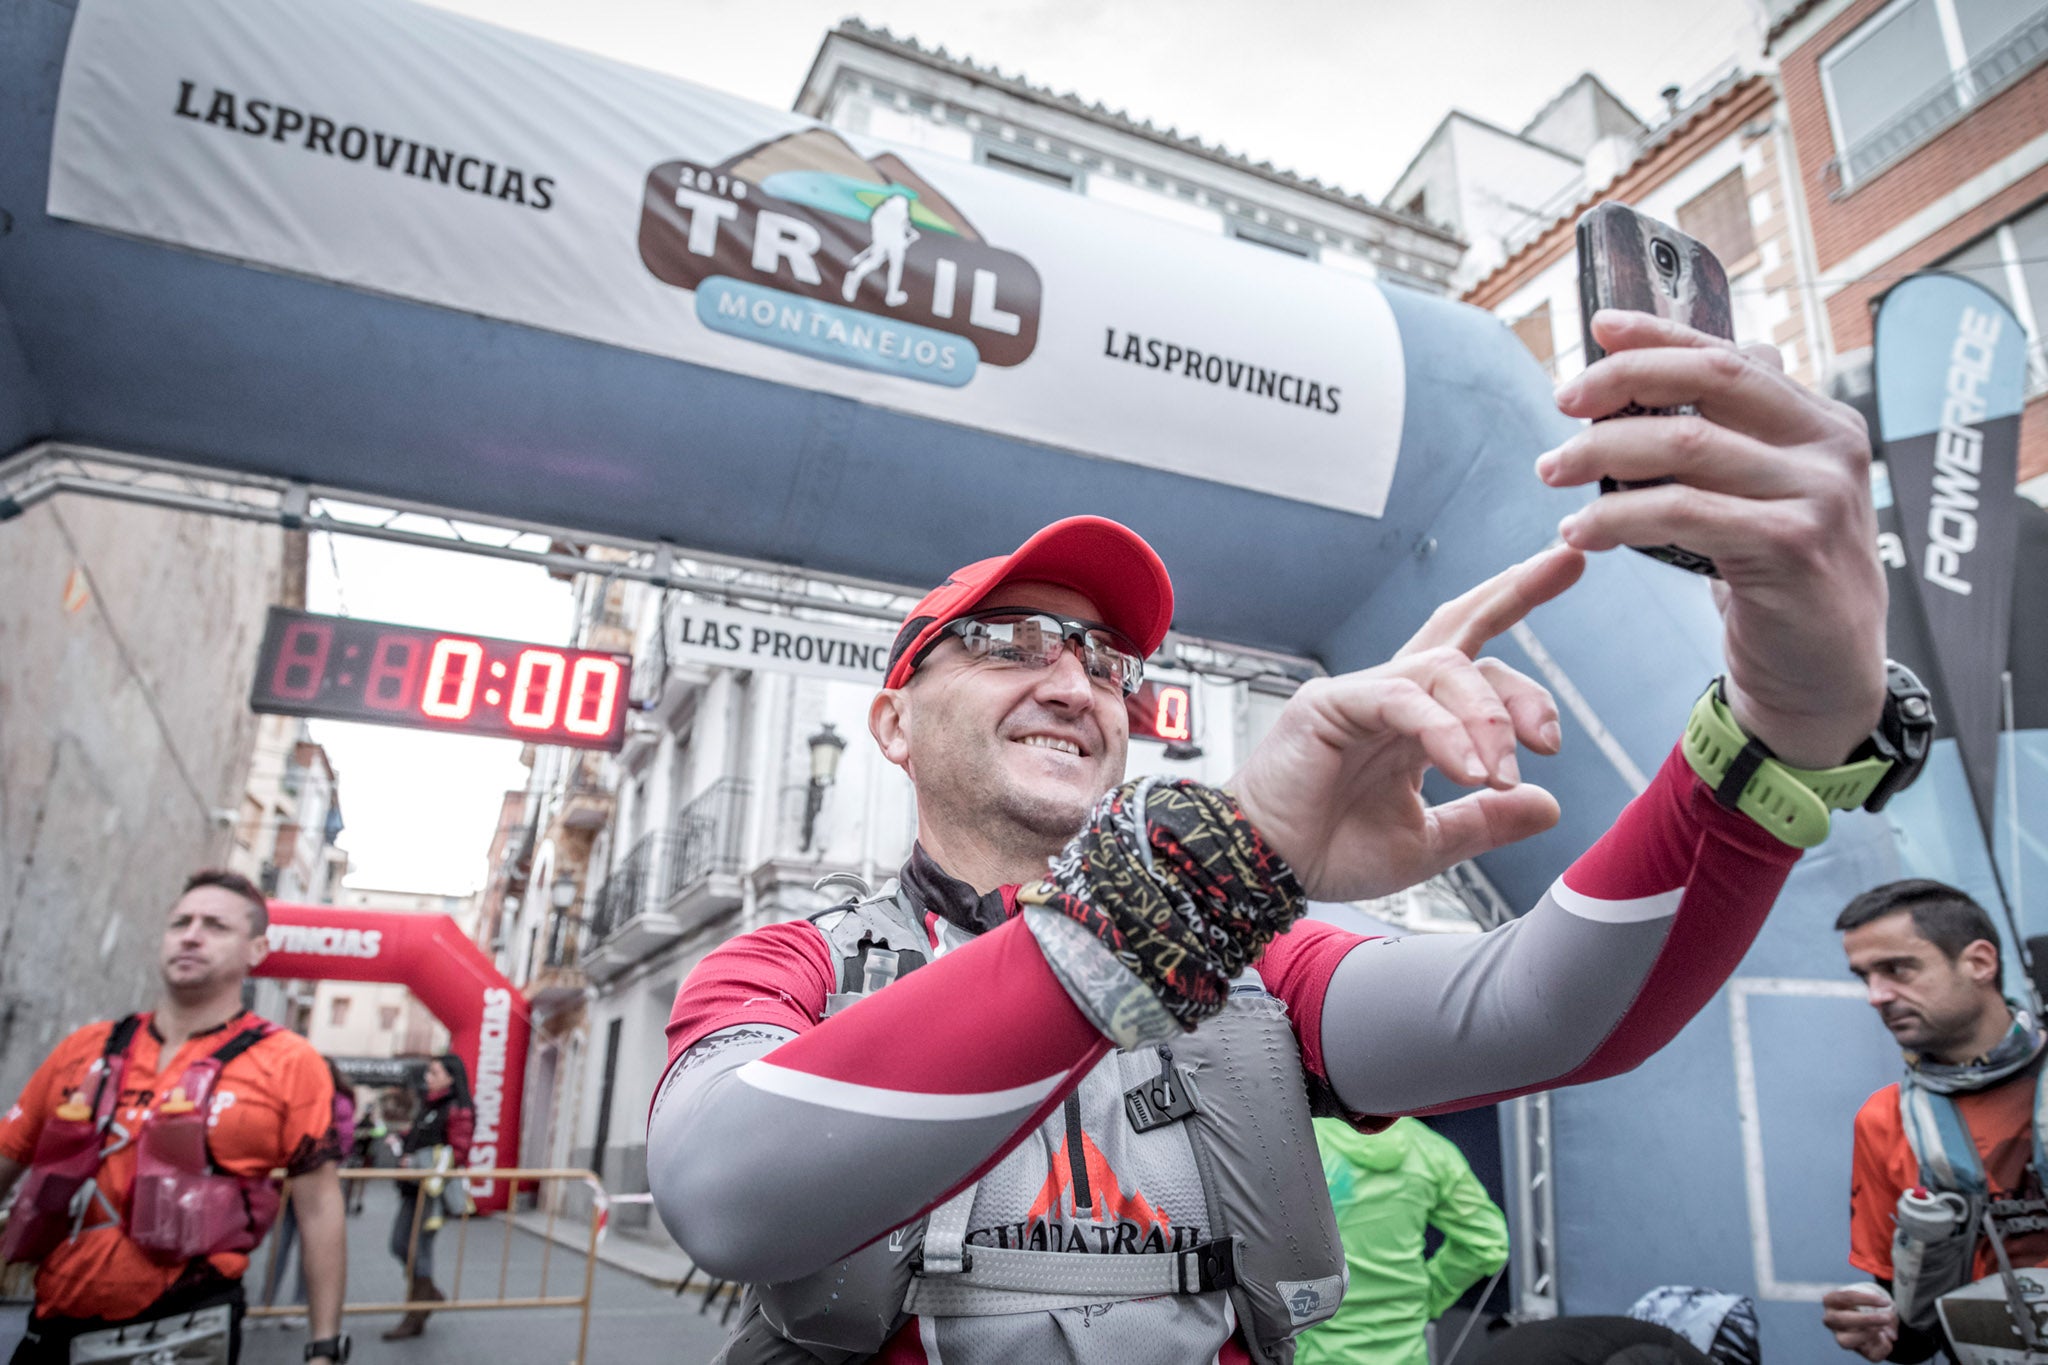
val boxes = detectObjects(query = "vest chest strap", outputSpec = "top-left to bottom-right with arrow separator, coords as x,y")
905,1236 -> 1240,1317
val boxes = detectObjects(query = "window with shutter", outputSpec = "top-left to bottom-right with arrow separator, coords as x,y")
1677,170 -> 1758,269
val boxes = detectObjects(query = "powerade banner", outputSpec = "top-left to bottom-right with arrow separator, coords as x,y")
45,0 -> 1406,517
1874,273 -> 2029,845
1872,470 -> 2048,734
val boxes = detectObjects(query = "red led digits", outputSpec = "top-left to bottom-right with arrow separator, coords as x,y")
251,608 -> 628,751
1154,685 -> 1192,742
563,658 -> 623,737
508,650 -> 567,731
269,621 -> 333,701
420,638 -> 485,721
361,633 -> 423,713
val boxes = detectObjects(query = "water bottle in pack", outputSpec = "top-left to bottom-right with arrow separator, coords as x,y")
1892,1186 -> 1977,1332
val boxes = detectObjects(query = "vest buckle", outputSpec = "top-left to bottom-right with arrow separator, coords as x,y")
1177,1238 -> 1238,1293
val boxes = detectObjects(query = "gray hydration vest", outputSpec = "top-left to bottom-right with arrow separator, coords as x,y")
726,881 -> 1347,1365
1894,1060 -> 2048,1330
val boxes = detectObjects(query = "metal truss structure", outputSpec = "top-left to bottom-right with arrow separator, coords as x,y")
1508,1090 -> 1561,1319
0,440 -> 1320,687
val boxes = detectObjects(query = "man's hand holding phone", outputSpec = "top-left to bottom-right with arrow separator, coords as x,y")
1538,309 -> 1888,770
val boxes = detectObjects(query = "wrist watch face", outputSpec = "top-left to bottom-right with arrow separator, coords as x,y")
1863,661 -> 1936,812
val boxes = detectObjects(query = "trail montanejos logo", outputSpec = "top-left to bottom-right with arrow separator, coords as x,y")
639,129 -> 1042,387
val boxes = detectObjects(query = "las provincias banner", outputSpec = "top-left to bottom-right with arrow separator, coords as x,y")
1873,273 -> 2029,849
45,0 -> 1406,518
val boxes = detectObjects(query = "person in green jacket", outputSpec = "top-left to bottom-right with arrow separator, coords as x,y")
1299,1116 -> 1511,1365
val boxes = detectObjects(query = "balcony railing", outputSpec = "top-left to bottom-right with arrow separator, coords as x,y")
1825,12 -> 2048,195
524,909 -> 590,1005
587,778 -> 750,949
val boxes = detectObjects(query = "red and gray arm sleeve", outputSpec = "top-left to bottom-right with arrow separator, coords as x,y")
1304,743 -> 1802,1117
646,917 -> 1110,1283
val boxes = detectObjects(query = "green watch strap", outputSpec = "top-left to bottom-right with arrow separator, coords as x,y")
1681,681 -> 1893,849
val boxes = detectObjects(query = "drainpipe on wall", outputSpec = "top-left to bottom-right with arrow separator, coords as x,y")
1771,105 -> 1835,380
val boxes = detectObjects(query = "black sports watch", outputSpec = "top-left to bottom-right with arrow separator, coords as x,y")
305,1335 -> 352,1363
1854,660 -> 1936,813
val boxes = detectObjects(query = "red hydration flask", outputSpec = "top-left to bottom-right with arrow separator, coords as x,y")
127,1055 -> 275,1260
0,1061 -> 126,1264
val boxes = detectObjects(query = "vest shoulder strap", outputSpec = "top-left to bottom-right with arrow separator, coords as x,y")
207,1019 -> 279,1068
1897,1063 -> 2048,1200
103,1014 -> 144,1058
812,883 -> 928,998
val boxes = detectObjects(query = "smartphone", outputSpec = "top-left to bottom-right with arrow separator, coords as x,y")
1575,202 -> 1734,577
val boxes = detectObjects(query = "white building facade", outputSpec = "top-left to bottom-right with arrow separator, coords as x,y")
794,20 -> 1464,293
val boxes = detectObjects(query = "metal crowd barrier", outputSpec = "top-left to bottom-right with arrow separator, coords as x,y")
247,1166 -> 607,1365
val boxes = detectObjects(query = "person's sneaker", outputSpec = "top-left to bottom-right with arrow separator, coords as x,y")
276,1313 -> 308,1330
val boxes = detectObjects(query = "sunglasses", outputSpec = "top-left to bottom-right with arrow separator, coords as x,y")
912,610 -> 1146,695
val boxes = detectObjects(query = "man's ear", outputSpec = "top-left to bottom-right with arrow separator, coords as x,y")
244,930 -> 270,974
870,689 -> 912,773
1959,938 -> 2001,987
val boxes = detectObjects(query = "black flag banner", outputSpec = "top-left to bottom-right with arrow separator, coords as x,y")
1874,273 -> 2031,851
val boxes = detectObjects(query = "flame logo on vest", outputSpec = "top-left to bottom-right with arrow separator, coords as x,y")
967,1128 -> 1198,1256
638,130 -> 1042,389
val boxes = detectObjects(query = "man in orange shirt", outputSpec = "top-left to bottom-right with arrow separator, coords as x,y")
1822,880 -> 2047,1362
0,870 -> 348,1365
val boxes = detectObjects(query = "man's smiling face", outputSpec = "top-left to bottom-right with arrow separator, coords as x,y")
886,581 -> 1131,850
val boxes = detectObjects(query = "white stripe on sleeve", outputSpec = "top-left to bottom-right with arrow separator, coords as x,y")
1547,879 -> 1684,924
734,1059 -> 1065,1121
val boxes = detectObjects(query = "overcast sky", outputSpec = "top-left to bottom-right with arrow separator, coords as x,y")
312,0 -> 1767,894
422,0 -> 1766,201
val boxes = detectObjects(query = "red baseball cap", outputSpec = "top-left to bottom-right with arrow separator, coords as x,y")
884,516 -> 1174,690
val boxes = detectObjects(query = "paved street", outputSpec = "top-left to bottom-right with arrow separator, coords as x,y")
0,1204 -> 741,1364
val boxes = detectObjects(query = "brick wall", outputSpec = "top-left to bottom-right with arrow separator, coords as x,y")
1822,164 -> 2048,350
1780,0 -> 2048,271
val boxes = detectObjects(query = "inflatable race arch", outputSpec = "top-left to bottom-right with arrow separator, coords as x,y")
256,903 -> 529,1214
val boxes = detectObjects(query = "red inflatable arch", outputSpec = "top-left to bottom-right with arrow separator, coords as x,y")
255,903 -> 529,1214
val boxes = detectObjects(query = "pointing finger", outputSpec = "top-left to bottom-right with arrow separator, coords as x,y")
1399,545 -> 1586,659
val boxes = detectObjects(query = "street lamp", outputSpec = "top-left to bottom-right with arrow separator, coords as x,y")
548,875 -> 580,968
801,722 -> 848,852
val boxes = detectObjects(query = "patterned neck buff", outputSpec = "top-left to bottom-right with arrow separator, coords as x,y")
1907,1001 -> 2047,1095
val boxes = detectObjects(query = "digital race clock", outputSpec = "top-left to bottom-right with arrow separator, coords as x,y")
249,607 -> 632,751
1126,680 -> 1194,744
